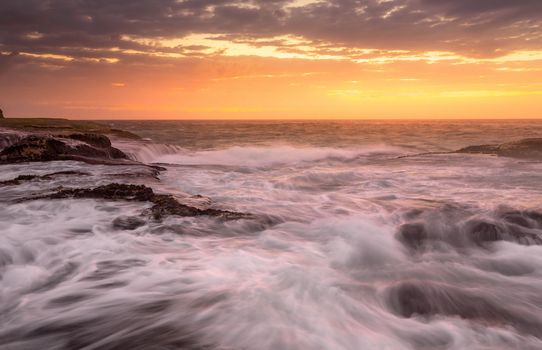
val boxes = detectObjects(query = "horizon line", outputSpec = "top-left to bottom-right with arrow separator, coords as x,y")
5,116 -> 542,122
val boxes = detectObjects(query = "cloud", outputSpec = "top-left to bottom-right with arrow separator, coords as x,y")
0,0 -> 540,68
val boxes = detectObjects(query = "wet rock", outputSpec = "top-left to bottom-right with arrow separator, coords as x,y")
500,210 -> 542,229
149,194 -> 247,220
456,138 -> 542,160
0,313 -> 213,350
396,223 -> 428,251
397,207 -> 542,252
0,174 -> 41,186
505,225 -> 542,245
46,184 -> 155,202
112,216 -> 146,230
0,248 -> 13,267
0,135 -> 66,162
502,212 -> 532,228
388,282 -> 432,317
387,281 -> 542,337
456,144 -> 499,155
497,138 -> 542,159
0,171 -> 90,186
466,221 -> 503,245
27,183 -> 251,221
466,214 -> 542,246
0,132 -> 22,149
0,133 -> 129,165
65,133 -> 111,148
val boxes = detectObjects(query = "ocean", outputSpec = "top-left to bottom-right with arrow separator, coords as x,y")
1,120 -> 542,349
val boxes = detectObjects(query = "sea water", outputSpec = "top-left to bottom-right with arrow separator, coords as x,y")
1,120 -> 542,349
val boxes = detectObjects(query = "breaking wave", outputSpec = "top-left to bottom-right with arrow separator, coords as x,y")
122,143 -> 404,167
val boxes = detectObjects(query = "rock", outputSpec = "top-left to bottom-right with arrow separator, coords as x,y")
0,174 -> 40,186
0,109 -> 4,119
26,183 -> 251,221
456,138 -> 542,160
455,144 -> 499,154
46,184 -> 155,201
386,281 -> 542,337
466,221 -> 502,245
65,133 -> 112,148
388,282 -> 432,318
466,213 -> 542,246
497,138 -> 542,159
0,135 -> 71,162
0,133 -> 130,165
0,132 -> 22,149
396,223 -> 428,251
149,194 -> 246,220
112,216 -> 146,230
0,171 -> 90,186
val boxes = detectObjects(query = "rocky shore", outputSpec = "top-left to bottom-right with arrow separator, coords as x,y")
456,138 -> 542,159
0,118 -> 251,223
397,137 -> 542,160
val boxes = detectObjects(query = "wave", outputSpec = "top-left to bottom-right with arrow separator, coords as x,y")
113,141 -> 185,164
121,143 -> 404,167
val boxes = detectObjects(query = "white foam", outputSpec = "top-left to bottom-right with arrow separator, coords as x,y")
141,144 -> 401,167
1,136 -> 542,349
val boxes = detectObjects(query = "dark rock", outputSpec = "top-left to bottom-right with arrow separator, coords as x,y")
0,133 -> 129,165
0,171 -> 90,186
149,194 -> 246,220
0,132 -> 22,149
456,138 -> 542,160
456,144 -> 499,154
466,220 -> 502,245
0,248 -> 13,267
65,133 -> 111,148
150,195 -> 203,219
27,183 -> 250,221
0,135 -> 67,162
396,223 -> 428,250
388,282 -> 432,318
151,165 -> 167,172
505,225 -> 542,245
466,213 -> 542,246
0,174 -> 41,186
46,184 -> 155,201
109,128 -> 142,140
387,281 -> 542,337
112,216 -> 146,230
498,138 -> 542,159
500,210 -> 542,228
397,207 -> 542,252
0,109 -> 4,119
502,212 -> 531,227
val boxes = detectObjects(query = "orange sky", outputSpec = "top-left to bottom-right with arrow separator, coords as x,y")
1,0 -> 541,119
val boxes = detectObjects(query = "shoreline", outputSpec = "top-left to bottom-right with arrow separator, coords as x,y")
0,119 -> 253,223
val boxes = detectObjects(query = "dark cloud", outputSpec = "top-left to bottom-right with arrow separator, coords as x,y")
0,0 -> 540,66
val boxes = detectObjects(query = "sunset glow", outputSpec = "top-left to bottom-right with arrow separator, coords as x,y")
1,0 -> 541,119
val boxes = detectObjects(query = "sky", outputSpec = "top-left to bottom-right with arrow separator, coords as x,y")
0,0 -> 541,119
